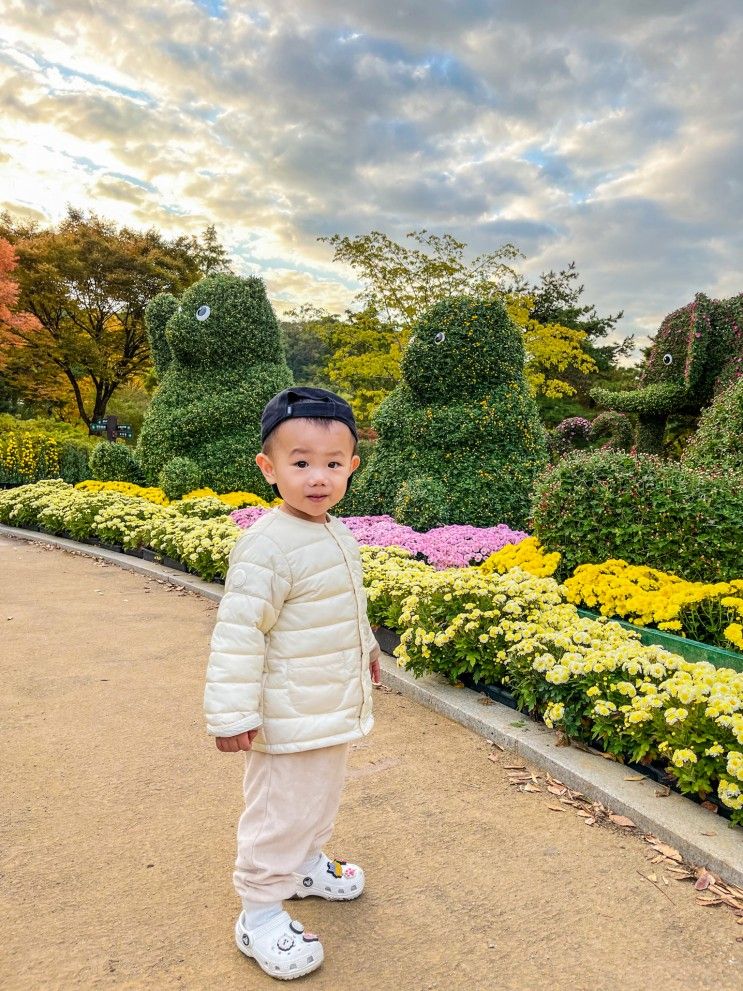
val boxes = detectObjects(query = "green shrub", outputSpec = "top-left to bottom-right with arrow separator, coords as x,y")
682,379 -> 743,474
89,441 -> 142,483
345,296 -> 548,528
531,450 -> 743,582
588,411 -> 633,451
58,442 -> 90,484
159,456 -> 202,500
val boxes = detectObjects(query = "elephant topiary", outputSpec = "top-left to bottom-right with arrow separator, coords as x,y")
343,296 -> 548,529
681,378 -> 743,474
137,274 -> 292,498
591,291 -> 743,453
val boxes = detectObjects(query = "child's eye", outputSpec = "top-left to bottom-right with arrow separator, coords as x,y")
328,461 -> 342,469
294,460 -> 308,468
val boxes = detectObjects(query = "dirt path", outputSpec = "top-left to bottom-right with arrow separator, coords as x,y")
1,533 -> 741,991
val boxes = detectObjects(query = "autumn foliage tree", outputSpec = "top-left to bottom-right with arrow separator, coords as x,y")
319,229 -> 621,401
0,209 -> 219,427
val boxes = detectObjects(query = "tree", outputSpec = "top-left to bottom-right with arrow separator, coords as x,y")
0,238 -> 66,415
190,223 -> 233,276
0,209 -> 202,427
280,304 -> 333,386
320,229 -> 603,400
322,307 -> 402,427
282,305 -> 401,427
319,229 -> 521,329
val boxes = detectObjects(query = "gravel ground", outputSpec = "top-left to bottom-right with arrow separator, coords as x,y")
1,533 -> 741,991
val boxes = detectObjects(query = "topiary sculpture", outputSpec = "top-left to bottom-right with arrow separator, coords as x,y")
591,291 -> 743,453
344,296 -> 548,529
681,378 -> 743,474
137,275 -> 292,498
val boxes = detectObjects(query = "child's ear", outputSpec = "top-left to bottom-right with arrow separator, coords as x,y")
255,452 -> 275,482
350,454 -> 361,473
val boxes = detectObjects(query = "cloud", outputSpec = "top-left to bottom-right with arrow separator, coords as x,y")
0,0 -> 741,360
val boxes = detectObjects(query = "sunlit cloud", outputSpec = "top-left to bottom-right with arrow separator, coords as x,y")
0,0 -> 741,354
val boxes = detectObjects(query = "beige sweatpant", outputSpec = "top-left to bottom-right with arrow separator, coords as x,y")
233,742 -> 350,903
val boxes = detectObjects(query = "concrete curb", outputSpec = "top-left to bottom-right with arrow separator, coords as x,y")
3,524 -> 741,887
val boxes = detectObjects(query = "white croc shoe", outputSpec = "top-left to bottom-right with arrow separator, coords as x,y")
293,855 -> 365,901
235,909 -> 324,980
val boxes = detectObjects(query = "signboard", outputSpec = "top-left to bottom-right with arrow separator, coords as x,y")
89,416 -> 133,441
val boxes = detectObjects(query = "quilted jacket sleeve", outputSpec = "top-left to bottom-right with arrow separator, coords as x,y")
204,531 -> 292,737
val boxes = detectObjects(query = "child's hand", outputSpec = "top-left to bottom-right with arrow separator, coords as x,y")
215,728 -> 259,753
370,648 -> 382,686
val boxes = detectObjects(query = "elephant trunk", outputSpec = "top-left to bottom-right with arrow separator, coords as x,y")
590,381 -> 688,416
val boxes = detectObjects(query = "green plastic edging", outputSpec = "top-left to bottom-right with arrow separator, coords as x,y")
575,607 -> 743,673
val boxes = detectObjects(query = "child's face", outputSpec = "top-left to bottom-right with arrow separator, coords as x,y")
255,419 -> 360,523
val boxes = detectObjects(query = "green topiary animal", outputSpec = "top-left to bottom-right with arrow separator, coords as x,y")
591,291 -> 743,453
681,378 -> 743,474
137,275 -> 292,498
344,296 -> 548,529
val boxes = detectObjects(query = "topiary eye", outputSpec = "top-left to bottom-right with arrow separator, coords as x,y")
434,332 -> 446,344
196,305 -> 211,321
409,335 -> 416,343
663,353 -> 673,365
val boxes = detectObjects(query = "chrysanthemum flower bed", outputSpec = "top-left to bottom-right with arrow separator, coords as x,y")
564,560 -> 743,655
230,509 -> 528,569
76,479 -> 278,510
361,546 -> 743,824
0,480 -> 240,582
2,480 -> 742,822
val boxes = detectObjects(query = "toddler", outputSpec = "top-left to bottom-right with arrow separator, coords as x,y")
204,387 -> 380,980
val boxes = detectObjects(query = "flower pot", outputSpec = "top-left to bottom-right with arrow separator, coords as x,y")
141,548 -> 156,562
374,626 -> 401,656
459,672 -> 520,710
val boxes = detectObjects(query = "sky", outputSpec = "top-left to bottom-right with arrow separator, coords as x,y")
1,0 -> 742,358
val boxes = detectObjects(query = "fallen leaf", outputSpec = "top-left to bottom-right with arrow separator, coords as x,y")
583,817 -> 596,826
554,731 -> 571,747
478,697 -> 494,706
609,814 -> 636,828
504,765 -> 527,770
547,785 -> 566,796
599,751 -> 624,762
694,872 -> 714,891
700,801 -> 719,814
624,775 -> 646,782
654,786 -> 671,798
486,754 -> 499,764
649,843 -> 682,862
547,805 -> 566,812
522,783 -> 542,793
647,873 -> 658,883
696,897 -> 723,907
700,831 -> 717,837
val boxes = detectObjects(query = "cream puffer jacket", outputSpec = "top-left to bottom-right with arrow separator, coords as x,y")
204,508 -> 377,754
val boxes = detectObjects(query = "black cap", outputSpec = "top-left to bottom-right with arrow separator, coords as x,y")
261,387 -> 358,445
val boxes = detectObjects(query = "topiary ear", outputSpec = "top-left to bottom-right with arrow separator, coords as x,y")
145,293 -> 178,380
683,292 -> 713,394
